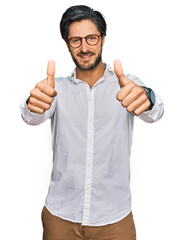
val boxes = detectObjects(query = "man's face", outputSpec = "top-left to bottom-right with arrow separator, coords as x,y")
67,20 -> 105,71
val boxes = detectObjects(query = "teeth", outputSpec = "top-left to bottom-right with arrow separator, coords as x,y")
81,55 -> 91,58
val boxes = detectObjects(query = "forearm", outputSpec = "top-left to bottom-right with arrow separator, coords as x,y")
20,95 -> 57,125
137,92 -> 164,123
124,74 -> 164,122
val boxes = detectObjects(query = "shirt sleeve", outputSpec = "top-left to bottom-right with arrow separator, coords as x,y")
125,74 -> 164,123
20,94 -> 57,125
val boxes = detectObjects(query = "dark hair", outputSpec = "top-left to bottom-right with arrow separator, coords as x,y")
60,5 -> 107,41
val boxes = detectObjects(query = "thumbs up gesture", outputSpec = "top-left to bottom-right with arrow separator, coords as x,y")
27,60 -> 57,114
114,59 -> 151,115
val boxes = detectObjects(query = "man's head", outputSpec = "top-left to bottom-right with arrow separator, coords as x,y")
60,5 -> 107,71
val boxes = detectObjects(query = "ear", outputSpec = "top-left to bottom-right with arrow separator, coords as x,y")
66,42 -> 71,52
102,35 -> 105,46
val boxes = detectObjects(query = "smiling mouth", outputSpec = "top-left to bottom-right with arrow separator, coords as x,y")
78,52 -> 95,59
80,55 -> 92,59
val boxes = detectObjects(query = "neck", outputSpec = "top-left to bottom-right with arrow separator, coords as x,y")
76,61 -> 105,88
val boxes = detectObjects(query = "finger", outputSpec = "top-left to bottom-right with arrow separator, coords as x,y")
35,82 -> 57,97
113,59 -> 130,87
29,97 -> 51,111
30,88 -> 54,104
116,82 -> 135,101
47,60 -> 55,88
133,100 -> 151,115
126,94 -> 148,112
27,102 -> 45,114
122,87 -> 147,107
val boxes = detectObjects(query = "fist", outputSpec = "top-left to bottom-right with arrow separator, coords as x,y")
27,60 -> 57,114
114,59 -> 151,115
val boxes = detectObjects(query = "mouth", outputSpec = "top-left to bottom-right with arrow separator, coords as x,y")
78,52 -> 95,60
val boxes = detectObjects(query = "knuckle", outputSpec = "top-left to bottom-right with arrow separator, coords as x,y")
46,104 -> 51,110
116,90 -> 122,101
40,109 -> 45,114
121,101 -> 127,108
126,107 -> 132,113
134,110 -> 139,116
51,89 -> 55,96
142,94 -> 147,101
51,89 -> 56,97
143,88 -> 147,95
136,87 -> 143,95
49,97 -> 54,104
28,96 -> 34,103
132,86 -> 139,93
140,87 -> 144,93
27,103 -> 31,110
134,108 -> 141,115
30,89 -> 35,96
122,100 -> 127,107
35,82 -> 42,89
128,82 -> 135,90
129,82 -> 135,88
116,93 -> 120,101
31,88 -> 41,99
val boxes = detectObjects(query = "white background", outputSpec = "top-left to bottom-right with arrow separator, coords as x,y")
0,0 -> 184,239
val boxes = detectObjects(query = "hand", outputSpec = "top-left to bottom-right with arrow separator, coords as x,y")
27,60 -> 57,114
114,59 -> 151,115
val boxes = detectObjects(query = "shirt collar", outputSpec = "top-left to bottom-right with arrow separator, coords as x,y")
69,63 -> 114,84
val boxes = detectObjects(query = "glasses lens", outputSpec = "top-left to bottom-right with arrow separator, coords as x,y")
86,35 -> 99,45
69,37 -> 81,48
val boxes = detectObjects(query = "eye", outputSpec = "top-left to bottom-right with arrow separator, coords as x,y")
72,38 -> 80,43
88,36 -> 97,41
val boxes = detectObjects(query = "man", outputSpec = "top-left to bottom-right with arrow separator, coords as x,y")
20,5 -> 164,240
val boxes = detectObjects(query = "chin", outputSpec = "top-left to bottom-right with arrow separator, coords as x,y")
74,55 -> 102,71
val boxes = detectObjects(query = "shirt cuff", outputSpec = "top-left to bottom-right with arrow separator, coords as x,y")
20,95 -> 44,122
138,92 -> 164,123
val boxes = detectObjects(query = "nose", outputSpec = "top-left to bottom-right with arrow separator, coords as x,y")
80,38 -> 89,52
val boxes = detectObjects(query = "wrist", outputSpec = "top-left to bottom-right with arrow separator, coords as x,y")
26,96 -> 30,106
142,86 -> 155,110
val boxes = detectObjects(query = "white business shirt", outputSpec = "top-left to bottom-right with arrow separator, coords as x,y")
20,63 -> 164,226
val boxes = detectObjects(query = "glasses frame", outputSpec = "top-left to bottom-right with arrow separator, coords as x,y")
67,34 -> 101,49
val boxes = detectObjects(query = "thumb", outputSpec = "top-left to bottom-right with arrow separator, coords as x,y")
113,59 -> 129,87
47,60 -> 55,88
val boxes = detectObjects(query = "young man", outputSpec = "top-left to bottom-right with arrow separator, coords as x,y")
20,5 -> 164,240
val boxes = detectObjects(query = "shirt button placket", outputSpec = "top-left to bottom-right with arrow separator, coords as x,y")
82,87 -> 95,226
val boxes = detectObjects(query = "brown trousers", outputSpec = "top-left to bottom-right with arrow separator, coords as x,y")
41,206 -> 136,240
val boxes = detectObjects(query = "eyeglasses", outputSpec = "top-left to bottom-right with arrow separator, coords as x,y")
67,34 -> 101,48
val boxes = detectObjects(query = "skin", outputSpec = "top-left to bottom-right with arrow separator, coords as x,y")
27,19 -> 151,115
67,19 -> 106,87
114,59 -> 151,115
27,60 -> 57,114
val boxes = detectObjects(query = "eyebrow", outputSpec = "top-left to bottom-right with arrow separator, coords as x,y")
68,33 -> 99,39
